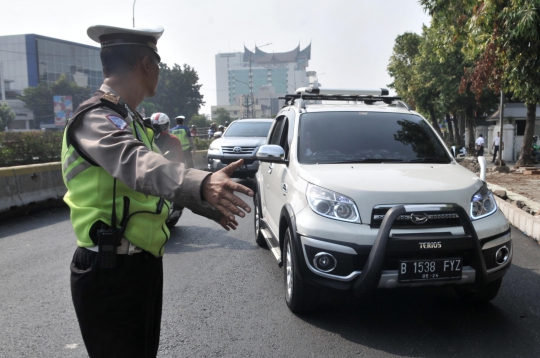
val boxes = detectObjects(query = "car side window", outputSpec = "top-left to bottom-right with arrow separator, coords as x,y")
268,116 -> 286,145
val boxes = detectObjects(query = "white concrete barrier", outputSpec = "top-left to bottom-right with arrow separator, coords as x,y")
0,152 -> 209,217
0,162 -> 66,215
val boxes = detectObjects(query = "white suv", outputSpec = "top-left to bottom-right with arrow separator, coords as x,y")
254,87 -> 512,312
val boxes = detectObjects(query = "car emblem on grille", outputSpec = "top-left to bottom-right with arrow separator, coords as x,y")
410,213 -> 429,224
418,241 -> 442,249
233,146 -> 242,153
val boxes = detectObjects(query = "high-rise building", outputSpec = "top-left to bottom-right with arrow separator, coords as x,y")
214,44 -> 314,118
0,34 -> 103,130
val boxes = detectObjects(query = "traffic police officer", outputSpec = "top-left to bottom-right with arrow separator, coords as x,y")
170,115 -> 196,168
62,25 -> 252,358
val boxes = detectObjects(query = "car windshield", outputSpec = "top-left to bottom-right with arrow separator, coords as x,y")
224,121 -> 272,137
298,112 -> 451,164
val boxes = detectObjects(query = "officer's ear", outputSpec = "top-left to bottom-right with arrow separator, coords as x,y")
141,55 -> 153,76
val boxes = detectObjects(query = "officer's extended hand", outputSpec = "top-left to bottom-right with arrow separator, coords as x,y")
201,159 -> 253,221
219,217 -> 238,231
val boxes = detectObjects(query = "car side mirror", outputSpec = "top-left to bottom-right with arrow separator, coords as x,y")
257,145 -> 286,163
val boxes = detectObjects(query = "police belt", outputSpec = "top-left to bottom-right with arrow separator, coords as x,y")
84,237 -> 143,255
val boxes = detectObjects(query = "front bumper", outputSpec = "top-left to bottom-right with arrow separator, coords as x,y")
292,205 -> 512,295
207,155 -> 260,178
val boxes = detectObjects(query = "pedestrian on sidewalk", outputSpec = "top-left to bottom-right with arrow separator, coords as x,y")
492,131 -> 503,163
476,134 -> 485,157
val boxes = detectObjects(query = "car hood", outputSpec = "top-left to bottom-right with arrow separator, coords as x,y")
216,137 -> 267,147
296,163 -> 483,223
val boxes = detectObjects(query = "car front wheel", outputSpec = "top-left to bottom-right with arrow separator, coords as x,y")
283,228 -> 319,312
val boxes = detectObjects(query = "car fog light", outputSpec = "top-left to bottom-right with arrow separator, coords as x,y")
313,252 -> 337,273
495,246 -> 509,265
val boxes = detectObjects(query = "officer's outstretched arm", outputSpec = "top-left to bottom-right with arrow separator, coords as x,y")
201,159 -> 253,221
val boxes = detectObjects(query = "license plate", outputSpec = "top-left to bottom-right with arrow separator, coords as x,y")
398,258 -> 462,283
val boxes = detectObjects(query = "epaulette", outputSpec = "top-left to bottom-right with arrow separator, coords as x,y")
101,92 -> 120,105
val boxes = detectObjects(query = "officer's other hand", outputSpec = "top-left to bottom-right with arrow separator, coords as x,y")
201,159 -> 253,220
219,217 -> 238,231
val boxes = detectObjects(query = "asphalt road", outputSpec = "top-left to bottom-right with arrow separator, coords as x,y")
1,193 -> 539,357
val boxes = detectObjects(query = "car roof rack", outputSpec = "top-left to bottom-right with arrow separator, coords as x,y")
278,86 -> 405,110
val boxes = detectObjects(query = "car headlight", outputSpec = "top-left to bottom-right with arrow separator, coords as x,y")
306,183 -> 361,223
470,183 -> 497,220
208,144 -> 221,156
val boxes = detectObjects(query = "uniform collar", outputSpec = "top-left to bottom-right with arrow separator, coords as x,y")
99,84 -> 138,123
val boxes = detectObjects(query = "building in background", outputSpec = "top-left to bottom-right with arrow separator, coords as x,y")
0,34 -> 102,130
214,43 -> 316,118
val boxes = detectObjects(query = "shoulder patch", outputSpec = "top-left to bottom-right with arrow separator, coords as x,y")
102,92 -> 120,105
106,115 -> 128,130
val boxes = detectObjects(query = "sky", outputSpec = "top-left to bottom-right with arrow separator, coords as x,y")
0,0 -> 431,117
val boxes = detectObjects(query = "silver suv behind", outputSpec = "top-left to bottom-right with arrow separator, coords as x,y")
207,118 -> 273,179
254,87 -> 511,312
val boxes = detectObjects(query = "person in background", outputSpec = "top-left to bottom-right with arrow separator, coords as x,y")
491,131 -> 503,163
475,133 -> 485,157
170,115 -> 196,168
150,112 -> 184,163
190,124 -> 198,137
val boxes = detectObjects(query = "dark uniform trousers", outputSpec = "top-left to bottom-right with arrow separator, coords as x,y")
70,247 -> 163,358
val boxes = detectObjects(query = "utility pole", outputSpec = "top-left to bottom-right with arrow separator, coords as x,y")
132,0 -> 137,28
498,90 -> 505,166
0,62 -> 6,101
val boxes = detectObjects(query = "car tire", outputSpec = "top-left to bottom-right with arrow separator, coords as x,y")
454,277 -> 503,303
254,194 -> 267,248
283,228 -> 319,313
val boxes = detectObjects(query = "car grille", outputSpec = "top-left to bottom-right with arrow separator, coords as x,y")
221,146 -> 256,155
370,205 -> 462,229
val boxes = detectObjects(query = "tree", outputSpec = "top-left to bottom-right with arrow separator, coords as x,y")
190,114 -> 210,128
212,107 -> 232,126
387,32 -> 422,109
146,63 -> 205,120
421,0 -> 540,166
0,103 -> 15,131
19,74 -> 91,127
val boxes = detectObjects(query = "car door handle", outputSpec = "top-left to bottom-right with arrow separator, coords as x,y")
282,183 -> 288,194
268,163 -> 274,174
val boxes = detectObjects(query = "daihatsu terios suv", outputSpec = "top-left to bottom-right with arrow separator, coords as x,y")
253,87 -> 512,312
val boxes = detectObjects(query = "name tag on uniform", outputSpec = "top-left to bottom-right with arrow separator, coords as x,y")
107,115 -> 128,130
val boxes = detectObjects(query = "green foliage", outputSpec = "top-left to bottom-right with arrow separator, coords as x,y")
140,101 -> 156,118
212,107 -> 232,126
18,74 -> 91,127
0,131 -> 63,167
190,114 -> 210,128
145,63 -> 205,119
194,137 -> 211,150
419,0 -> 540,166
0,103 -> 16,131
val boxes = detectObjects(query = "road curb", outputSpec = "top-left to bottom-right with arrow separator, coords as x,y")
493,195 -> 540,244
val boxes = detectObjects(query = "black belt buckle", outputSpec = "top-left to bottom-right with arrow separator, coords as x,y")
97,229 -> 118,268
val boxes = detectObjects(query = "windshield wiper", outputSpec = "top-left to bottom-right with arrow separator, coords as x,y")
408,157 -> 449,163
